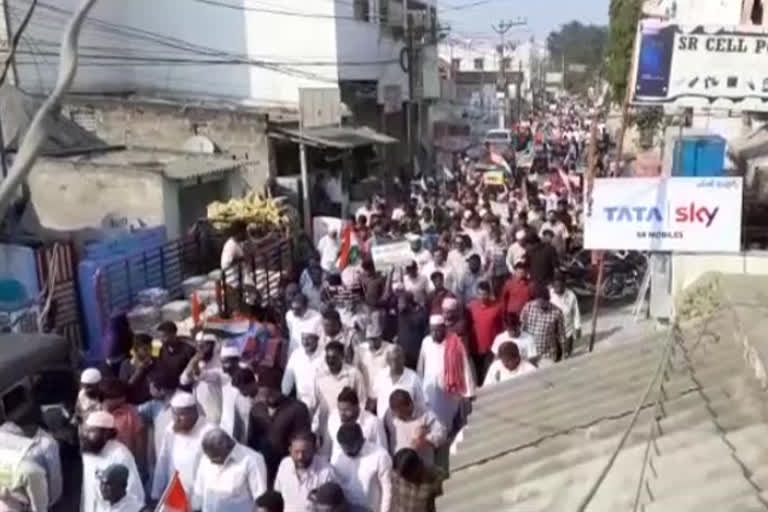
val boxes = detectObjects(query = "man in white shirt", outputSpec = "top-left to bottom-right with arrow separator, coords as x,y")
96,464 -> 145,512
274,431 -> 335,511
302,265 -> 326,312
491,312 -> 538,361
281,330 -> 324,410
179,333 -> 222,425
550,273 -> 581,358
422,247 -> 456,294
384,389 -> 446,467
284,294 -> 322,356
311,342 -> 368,432
357,323 -> 393,411
151,393 -> 213,500
408,235 -> 433,271
538,210 -> 569,256
192,428 -> 268,512
220,220 -> 248,289
80,411 -> 145,512
317,229 -> 340,273
321,387 -> 386,459
374,346 -> 426,419
505,229 -> 527,274
330,423 -> 392,512
483,341 -> 538,387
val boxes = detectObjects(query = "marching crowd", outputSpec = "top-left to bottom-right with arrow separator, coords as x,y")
0,113 -> 590,512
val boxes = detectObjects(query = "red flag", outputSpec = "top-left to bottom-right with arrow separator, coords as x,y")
155,472 -> 190,512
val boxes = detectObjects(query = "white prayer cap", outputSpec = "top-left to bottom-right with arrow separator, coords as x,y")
220,345 -> 240,359
479,208 -> 490,217
80,368 -> 102,385
442,297 -> 459,310
406,233 -> 420,242
301,326 -> 320,337
195,331 -> 217,344
170,392 -> 197,409
85,411 -> 115,429
463,210 -> 473,220
365,321 -> 383,339
516,229 -> 526,242
429,315 -> 445,326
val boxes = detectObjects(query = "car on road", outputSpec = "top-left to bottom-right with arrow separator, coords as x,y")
483,128 -> 514,148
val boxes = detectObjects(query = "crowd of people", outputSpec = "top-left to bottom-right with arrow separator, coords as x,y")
0,109 -> 593,512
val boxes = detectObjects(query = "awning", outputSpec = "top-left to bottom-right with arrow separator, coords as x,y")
269,125 -> 398,149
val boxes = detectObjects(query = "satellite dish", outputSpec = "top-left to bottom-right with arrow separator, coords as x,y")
182,135 -> 217,154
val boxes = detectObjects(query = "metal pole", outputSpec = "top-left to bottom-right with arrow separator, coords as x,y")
299,142 -> 311,235
406,9 -> 415,174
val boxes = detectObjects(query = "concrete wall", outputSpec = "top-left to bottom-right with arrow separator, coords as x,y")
62,100 -> 271,191
27,159 -> 177,236
16,0 -> 339,105
672,252 -> 768,296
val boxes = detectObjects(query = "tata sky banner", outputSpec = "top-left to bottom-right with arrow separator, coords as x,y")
632,21 -> 768,111
584,177 -> 743,252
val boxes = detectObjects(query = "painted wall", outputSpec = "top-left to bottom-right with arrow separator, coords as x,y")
27,159 -> 172,234
16,0 -> 340,105
673,252 -> 768,296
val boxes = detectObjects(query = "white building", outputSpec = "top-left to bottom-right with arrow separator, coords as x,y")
12,0 -> 439,110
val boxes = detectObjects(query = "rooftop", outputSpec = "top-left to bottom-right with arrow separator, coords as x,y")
440,274 -> 768,511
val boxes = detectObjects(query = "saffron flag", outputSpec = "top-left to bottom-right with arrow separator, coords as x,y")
155,471 -> 190,512
337,223 -> 361,269
489,151 -> 512,174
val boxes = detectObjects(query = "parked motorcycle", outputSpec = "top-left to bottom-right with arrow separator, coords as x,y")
560,250 -> 647,300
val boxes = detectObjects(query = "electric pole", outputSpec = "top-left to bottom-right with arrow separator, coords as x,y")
491,18 -> 526,129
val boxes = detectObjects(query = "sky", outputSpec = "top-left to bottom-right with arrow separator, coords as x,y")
440,0 -> 610,46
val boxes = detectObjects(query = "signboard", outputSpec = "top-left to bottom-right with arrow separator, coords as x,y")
371,241 -> 413,272
483,170 -> 505,186
567,63 -> 587,73
545,72 -> 563,85
632,21 -> 768,111
299,88 -> 342,129
584,177 -> 743,252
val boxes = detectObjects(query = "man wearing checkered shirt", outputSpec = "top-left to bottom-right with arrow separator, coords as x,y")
521,284 -> 565,366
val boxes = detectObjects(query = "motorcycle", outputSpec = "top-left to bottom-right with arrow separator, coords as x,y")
560,250 -> 647,300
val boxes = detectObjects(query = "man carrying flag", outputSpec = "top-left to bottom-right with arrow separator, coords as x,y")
337,219 -> 364,288
154,470 -> 189,512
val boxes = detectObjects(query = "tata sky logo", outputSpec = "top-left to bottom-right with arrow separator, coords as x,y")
603,203 -> 720,227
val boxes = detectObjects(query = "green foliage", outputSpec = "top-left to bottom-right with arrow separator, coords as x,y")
606,0 -> 642,103
546,21 -> 608,92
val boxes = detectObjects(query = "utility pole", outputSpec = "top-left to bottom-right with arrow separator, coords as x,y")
406,9 -> 415,175
491,18 -> 526,129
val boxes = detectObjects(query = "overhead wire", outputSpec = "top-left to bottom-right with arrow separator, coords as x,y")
0,0 -> 99,217
0,0 -> 38,85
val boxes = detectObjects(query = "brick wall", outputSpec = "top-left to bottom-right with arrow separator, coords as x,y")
62,100 -> 272,191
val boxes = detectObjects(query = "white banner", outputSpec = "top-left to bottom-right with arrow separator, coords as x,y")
371,241 -> 413,272
584,177 -> 743,252
632,21 -> 768,111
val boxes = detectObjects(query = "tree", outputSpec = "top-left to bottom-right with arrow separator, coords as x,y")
606,0 -> 642,103
546,21 -> 608,92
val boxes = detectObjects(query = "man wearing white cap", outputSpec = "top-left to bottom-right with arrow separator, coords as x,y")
151,393 -> 214,501
217,345 -> 248,439
407,234 -> 432,271
80,411 -> 145,512
356,321 -> 393,411
76,368 -> 103,423
181,332 -> 224,424
417,315 -> 475,437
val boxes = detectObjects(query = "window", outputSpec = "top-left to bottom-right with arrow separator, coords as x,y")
354,0 -> 370,21
451,58 -> 461,70
474,58 -> 484,70
502,57 -> 512,70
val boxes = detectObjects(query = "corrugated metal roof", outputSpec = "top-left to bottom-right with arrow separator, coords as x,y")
439,306 -> 768,511
162,153 -> 242,181
269,125 -> 398,148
